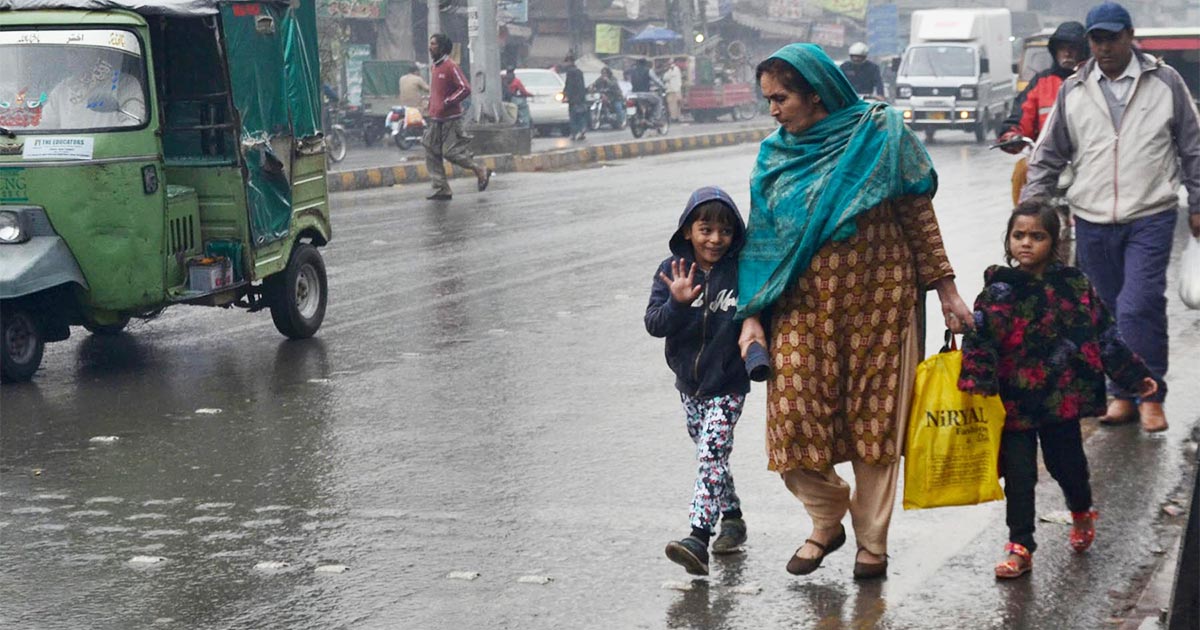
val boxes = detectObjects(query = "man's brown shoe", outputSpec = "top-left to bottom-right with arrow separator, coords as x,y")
1138,401 -> 1168,433
1098,398 -> 1138,425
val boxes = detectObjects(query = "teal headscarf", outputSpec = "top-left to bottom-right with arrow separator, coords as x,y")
737,43 -> 938,318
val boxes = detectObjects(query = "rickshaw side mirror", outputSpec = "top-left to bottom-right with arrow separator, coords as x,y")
256,15 -> 276,35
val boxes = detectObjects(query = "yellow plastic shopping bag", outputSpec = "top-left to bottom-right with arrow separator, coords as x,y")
902,337 -> 1006,510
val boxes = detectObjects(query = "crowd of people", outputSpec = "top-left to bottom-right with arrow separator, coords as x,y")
645,1 -> 1199,584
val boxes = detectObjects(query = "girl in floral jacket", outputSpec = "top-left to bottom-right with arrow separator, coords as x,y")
959,200 -> 1158,580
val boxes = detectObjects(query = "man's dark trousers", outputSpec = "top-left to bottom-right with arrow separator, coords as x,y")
1074,209 -> 1176,402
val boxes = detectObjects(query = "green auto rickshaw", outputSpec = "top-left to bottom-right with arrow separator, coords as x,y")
0,0 -> 333,382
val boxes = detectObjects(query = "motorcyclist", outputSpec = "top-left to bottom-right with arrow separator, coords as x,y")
998,22 -> 1089,153
589,67 -> 626,123
502,67 -> 532,127
997,21 -> 1090,204
840,42 -> 886,100
627,57 -> 665,121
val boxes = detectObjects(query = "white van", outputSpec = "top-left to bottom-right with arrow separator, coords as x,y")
894,8 -> 1015,143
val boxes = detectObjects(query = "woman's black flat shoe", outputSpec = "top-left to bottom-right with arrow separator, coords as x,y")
852,547 -> 888,580
786,525 -> 846,575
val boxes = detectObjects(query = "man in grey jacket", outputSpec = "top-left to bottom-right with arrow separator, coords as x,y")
1022,2 -> 1200,433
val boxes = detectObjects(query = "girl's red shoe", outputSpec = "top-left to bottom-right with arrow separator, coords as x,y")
1070,508 -> 1098,552
995,542 -> 1032,579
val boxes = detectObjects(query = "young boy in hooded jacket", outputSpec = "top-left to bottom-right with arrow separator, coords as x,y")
645,186 -> 749,576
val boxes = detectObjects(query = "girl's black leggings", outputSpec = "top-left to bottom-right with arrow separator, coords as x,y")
1001,421 -> 1092,553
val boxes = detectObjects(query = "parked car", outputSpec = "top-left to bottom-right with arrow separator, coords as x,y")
514,69 -> 570,136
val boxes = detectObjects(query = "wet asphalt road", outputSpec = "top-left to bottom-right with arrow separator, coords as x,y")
329,116 -> 771,174
2,131 -> 1198,629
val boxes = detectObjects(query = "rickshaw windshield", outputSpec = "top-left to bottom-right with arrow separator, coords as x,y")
0,29 -> 148,133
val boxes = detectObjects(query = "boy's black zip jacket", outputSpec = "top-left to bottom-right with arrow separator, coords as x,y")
644,186 -> 749,398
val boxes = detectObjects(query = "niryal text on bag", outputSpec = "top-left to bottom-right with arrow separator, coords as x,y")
903,344 -> 1006,510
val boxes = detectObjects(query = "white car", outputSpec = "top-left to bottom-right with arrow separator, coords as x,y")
514,68 -> 570,135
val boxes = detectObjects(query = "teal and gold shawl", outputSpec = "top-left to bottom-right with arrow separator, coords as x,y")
737,43 -> 938,318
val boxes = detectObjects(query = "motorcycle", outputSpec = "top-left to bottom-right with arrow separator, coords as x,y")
588,91 -> 626,131
626,89 -> 668,139
992,134 -> 1074,263
386,105 -> 426,150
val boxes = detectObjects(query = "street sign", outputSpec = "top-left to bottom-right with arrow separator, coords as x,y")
499,0 -> 528,24
867,4 -> 899,56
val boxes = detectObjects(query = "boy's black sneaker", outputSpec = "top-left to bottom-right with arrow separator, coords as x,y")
665,536 -> 709,576
711,518 -> 747,554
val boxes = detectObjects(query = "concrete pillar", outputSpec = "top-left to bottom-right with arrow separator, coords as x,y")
467,0 -> 508,123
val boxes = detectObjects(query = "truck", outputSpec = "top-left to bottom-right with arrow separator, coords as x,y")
893,8 -> 1015,143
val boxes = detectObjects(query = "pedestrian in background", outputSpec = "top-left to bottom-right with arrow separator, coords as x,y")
561,55 -> 588,141
662,60 -> 683,122
423,33 -> 491,201
1022,1 -> 1200,432
736,43 -> 973,581
959,200 -> 1158,579
645,187 -> 751,577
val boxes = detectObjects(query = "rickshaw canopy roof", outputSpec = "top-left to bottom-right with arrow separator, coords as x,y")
0,0 -> 286,17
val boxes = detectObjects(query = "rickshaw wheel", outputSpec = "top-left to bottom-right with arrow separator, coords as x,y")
736,102 -> 758,120
1,306 -> 43,383
266,243 -> 327,340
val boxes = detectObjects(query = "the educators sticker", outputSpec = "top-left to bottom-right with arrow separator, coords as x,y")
23,137 -> 94,161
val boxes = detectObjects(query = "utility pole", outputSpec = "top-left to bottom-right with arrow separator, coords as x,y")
467,0 -> 507,123
427,0 -> 440,66
678,0 -> 696,54
567,0 -> 585,56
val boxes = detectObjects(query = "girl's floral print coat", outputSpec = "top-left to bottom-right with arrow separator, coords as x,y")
958,264 -> 1152,431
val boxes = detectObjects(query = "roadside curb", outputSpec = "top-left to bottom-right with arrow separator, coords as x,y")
1118,441 -> 1197,630
327,126 -> 775,193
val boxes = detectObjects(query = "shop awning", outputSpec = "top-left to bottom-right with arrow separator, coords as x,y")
730,11 -> 811,40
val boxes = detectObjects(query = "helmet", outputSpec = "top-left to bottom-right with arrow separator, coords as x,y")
848,42 -> 869,57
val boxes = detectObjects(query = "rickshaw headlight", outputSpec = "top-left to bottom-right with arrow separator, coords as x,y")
0,211 -> 28,244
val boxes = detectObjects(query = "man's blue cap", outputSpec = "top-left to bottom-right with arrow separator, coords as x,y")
1086,2 -> 1133,34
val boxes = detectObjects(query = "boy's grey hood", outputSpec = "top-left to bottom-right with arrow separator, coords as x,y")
668,186 -> 747,258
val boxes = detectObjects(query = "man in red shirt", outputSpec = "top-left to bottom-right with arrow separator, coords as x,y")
424,33 -> 491,201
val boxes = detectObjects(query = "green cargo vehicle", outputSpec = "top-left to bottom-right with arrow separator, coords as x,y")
0,0 -> 332,382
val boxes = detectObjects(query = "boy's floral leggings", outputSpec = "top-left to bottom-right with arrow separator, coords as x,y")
680,392 -> 745,532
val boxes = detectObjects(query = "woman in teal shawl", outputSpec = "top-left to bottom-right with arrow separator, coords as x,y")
736,44 -> 974,580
